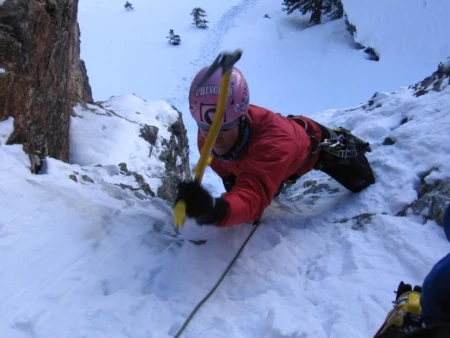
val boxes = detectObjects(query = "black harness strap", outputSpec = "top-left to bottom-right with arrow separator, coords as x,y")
283,115 -> 324,185
287,114 -> 321,155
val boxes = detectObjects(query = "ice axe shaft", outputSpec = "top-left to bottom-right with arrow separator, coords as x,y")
173,49 -> 243,228
192,49 -> 243,183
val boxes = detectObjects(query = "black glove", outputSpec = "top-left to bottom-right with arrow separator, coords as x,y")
175,181 -> 229,225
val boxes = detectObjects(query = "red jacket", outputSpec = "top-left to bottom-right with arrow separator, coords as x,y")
198,104 -> 323,227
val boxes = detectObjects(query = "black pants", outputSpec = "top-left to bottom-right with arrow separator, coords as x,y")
315,151 -> 375,192
314,123 -> 375,193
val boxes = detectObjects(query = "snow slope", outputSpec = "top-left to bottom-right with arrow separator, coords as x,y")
343,0 -> 450,68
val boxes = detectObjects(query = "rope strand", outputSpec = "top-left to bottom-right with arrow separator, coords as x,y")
174,222 -> 261,338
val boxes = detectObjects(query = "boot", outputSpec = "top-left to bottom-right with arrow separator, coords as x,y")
374,281 -> 423,338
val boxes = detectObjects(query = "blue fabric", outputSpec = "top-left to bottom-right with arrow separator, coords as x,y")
421,252 -> 450,326
444,203 -> 450,242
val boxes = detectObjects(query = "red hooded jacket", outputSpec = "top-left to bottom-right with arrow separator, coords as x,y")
198,104 -> 323,227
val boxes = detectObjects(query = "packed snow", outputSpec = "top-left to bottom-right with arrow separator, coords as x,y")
343,0 -> 450,68
0,0 -> 449,337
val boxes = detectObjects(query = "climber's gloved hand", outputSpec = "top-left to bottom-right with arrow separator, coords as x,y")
175,181 -> 228,225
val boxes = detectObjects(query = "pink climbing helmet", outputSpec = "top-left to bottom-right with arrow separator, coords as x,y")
188,66 -> 250,130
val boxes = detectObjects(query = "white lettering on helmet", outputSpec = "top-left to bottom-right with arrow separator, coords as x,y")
195,85 -> 233,97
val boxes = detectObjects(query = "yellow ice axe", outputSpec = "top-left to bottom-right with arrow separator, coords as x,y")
173,49 -> 243,228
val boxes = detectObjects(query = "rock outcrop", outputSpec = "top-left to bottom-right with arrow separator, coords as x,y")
156,106 -> 191,202
0,0 -> 93,173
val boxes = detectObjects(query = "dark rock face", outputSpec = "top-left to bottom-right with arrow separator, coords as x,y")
0,0 -> 93,172
398,176 -> 450,227
410,56 -> 450,97
157,106 -> 192,202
